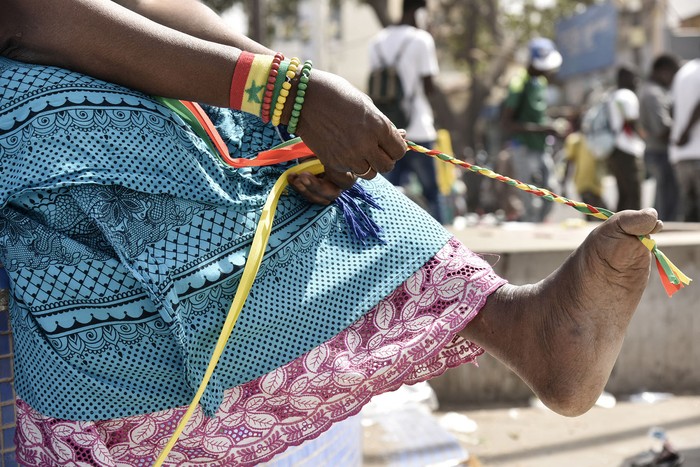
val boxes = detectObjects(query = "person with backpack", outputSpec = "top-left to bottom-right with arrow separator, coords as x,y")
368,0 -> 443,223
500,38 -> 567,223
607,65 -> 646,212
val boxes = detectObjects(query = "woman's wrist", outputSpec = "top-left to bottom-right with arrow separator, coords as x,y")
227,51 -> 313,132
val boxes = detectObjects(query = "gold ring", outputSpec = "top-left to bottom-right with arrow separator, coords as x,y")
353,165 -> 373,177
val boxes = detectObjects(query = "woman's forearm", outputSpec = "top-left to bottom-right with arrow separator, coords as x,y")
113,0 -> 275,54
2,0 -> 240,106
1,0 -> 406,182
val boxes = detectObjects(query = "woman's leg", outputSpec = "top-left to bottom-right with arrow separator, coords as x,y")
460,208 -> 660,416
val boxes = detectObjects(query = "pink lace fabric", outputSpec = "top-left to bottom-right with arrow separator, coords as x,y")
15,238 -> 506,466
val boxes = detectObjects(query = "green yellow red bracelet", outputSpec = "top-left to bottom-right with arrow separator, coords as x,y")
229,51 -> 275,118
271,56 -> 301,127
229,51 -> 255,110
286,60 -> 312,134
240,54 -> 274,117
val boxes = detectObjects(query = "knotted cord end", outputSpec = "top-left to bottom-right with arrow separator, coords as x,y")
641,237 -> 692,297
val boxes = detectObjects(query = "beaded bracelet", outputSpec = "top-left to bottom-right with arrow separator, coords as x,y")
270,59 -> 290,123
286,60 -> 312,134
271,57 -> 301,127
261,53 -> 284,123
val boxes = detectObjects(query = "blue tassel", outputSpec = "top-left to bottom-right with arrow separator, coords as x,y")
334,183 -> 384,245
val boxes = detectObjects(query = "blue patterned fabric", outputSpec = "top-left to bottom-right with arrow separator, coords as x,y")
0,57 -> 451,421
0,292 -> 16,466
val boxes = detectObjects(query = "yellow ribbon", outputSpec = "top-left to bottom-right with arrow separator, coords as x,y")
154,159 -> 324,466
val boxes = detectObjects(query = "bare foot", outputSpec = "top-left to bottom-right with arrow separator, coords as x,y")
461,209 -> 662,416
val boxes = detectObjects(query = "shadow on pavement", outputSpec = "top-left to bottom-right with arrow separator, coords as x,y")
480,414 -> 700,465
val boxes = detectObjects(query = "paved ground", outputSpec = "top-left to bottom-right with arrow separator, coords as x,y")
448,394 -> 700,467
363,394 -> 700,467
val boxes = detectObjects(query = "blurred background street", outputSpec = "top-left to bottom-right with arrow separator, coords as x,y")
363,391 -> 700,467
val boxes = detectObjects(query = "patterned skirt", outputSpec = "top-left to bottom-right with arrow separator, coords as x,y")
0,57 -> 506,465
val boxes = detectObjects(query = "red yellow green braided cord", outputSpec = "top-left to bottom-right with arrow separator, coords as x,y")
153,98 -> 691,298
405,140 -> 692,297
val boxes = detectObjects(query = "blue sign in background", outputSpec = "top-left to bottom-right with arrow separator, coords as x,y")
555,2 -> 618,78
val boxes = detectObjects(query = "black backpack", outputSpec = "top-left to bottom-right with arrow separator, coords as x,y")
367,38 -> 413,129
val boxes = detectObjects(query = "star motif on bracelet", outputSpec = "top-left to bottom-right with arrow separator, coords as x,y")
245,80 -> 265,104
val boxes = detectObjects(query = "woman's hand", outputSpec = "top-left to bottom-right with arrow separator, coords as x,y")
287,172 -> 350,205
294,70 -> 407,189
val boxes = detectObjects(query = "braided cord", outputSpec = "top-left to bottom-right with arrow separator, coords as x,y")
405,140 -> 692,296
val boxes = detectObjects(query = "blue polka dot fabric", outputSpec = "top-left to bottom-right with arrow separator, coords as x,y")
0,57 -> 451,420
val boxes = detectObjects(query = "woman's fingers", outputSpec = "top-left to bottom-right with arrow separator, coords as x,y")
324,169 -> 358,188
378,124 -> 408,162
356,147 -> 396,176
288,172 -> 343,205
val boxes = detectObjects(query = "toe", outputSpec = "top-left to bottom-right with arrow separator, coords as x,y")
614,209 -> 660,237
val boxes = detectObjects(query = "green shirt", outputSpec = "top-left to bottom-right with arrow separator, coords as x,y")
504,68 -> 548,151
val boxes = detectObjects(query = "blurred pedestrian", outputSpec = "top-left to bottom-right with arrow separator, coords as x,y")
608,65 -> 646,211
639,54 -> 680,221
670,58 -> 700,222
501,37 -> 566,222
369,0 -> 443,222
561,112 -> 607,220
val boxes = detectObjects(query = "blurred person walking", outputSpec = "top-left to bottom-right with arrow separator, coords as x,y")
561,112 -> 607,220
670,58 -> 700,222
501,38 -> 566,223
369,0 -> 443,223
608,65 -> 646,212
640,54 -> 680,221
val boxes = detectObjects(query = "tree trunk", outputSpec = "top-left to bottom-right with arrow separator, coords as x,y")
363,0 -> 392,27
248,0 -> 266,44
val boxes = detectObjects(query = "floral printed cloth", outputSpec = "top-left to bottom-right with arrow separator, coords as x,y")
15,238 -> 505,466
